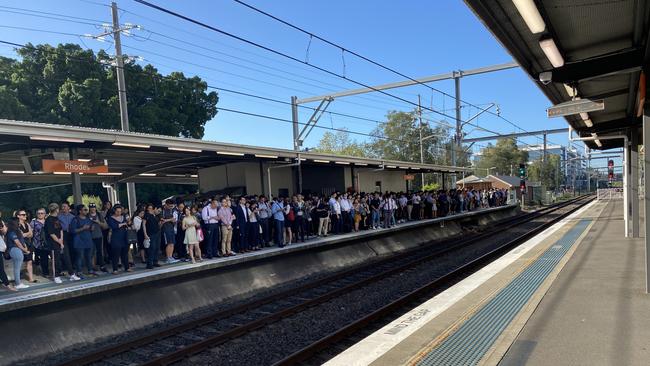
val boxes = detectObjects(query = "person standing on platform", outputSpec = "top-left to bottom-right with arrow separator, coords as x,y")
88,203 -> 108,272
175,202 -> 187,262
16,210 -> 35,283
160,200 -> 179,264
132,209 -> 146,264
329,193 -> 342,234
248,202 -> 261,250
71,205 -> 96,277
411,193 -> 421,221
143,204 -> 161,269
201,198 -> 220,258
271,197 -> 285,247
58,201 -> 76,278
107,204 -> 131,274
316,197 -> 330,237
292,195 -> 306,243
340,193 -> 352,233
181,206 -> 202,263
257,195 -> 271,247
218,198 -> 234,256
370,193 -> 381,229
45,203 -> 78,283
5,218 -> 30,289
0,221 -> 17,291
234,196 -> 250,252
30,208 -> 49,277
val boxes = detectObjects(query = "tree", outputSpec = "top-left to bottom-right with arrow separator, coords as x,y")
312,130 -> 368,157
528,154 -> 563,190
0,43 -> 219,138
475,138 -> 528,176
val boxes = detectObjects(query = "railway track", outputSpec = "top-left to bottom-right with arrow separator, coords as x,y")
56,196 -> 592,366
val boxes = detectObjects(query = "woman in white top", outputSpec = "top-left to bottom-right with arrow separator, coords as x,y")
132,209 -> 146,264
182,206 -> 202,263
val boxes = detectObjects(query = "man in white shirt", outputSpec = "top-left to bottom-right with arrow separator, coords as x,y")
340,193 -> 352,233
329,193 -> 342,234
201,198 -> 221,258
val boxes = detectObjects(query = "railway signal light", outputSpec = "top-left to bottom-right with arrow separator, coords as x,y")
520,179 -> 526,191
607,159 -> 614,182
518,163 -> 526,179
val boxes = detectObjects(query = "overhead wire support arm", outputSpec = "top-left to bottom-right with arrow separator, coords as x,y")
298,97 -> 333,144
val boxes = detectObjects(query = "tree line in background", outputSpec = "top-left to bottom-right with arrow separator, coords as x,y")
315,116 -> 565,191
0,43 -> 220,212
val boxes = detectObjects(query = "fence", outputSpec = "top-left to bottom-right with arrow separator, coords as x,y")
597,188 -> 624,200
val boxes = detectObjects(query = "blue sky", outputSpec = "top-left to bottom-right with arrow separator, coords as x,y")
0,0 -> 613,168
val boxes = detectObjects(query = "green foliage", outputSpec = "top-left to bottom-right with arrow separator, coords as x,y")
475,138 -> 528,176
66,194 -> 103,208
527,154 -> 563,190
0,43 -> 218,138
422,182 -> 440,191
312,130 -> 368,157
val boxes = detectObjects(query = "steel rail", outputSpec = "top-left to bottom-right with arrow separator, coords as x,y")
275,196 -> 593,365
56,196 -> 589,366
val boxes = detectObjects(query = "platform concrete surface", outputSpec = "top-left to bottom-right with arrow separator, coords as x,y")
499,200 -> 650,366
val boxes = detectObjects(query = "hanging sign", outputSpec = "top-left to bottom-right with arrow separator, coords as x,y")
42,159 -> 109,174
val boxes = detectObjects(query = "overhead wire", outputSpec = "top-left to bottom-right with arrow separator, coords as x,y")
132,0 -> 496,131
0,39 -> 462,153
231,0 -> 539,138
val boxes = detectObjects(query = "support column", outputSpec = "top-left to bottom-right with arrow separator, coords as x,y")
451,74 -> 461,184
631,130 -> 639,237
69,147 -> 82,206
543,132 -> 547,163
643,102 -> 650,293
624,135 -> 630,237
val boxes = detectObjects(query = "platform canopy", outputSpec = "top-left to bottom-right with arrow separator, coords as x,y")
0,119 -> 470,184
465,0 -> 650,149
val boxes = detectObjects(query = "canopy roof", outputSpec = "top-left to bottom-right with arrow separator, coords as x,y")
0,119 -> 470,184
465,0 -> 649,149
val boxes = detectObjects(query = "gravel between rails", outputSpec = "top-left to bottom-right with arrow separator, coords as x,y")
170,206 -> 579,366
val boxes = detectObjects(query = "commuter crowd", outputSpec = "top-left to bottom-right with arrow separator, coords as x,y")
0,187 -> 510,292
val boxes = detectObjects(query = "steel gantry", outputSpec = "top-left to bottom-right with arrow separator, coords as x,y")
290,62 -> 520,191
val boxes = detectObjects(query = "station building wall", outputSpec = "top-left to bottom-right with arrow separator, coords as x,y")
356,170 -> 408,193
199,162 -> 409,197
199,162 -> 295,197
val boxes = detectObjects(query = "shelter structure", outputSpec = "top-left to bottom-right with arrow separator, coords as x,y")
464,0 -> 650,290
0,119 -> 470,209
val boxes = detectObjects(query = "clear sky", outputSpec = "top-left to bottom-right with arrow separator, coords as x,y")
0,0 -> 617,169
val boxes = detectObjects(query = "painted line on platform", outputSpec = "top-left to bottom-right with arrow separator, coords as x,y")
324,200 -> 597,366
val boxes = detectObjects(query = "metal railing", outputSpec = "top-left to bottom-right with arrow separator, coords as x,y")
597,188 -> 624,200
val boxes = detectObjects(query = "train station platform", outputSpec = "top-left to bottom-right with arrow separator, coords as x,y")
0,204 -> 518,366
327,199 -> 650,366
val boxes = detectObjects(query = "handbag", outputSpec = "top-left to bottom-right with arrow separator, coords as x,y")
127,229 -> 138,244
196,227 -> 204,242
0,236 -> 6,253
143,237 -> 151,249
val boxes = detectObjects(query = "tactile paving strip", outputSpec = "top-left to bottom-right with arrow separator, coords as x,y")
416,219 -> 592,366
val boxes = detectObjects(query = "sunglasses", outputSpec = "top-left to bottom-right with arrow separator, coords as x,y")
17,213 -> 26,216
37,212 -> 46,215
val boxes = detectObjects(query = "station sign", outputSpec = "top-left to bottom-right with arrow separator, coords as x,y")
403,174 -> 415,181
547,98 -> 604,118
42,159 -> 109,174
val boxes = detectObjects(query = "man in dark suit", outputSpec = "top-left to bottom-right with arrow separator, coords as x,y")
234,196 -> 250,253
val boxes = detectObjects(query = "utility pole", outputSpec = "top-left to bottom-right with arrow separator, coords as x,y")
452,72 -> 462,185
418,94 -> 425,189
543,132 -> 547,162
110,2 -> 137,213
291,96 -> 302,194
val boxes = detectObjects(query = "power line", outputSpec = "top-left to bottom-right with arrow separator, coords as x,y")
231,0 -> 535,136
0,39 -> 459,153
0,4 -> 446,115
2,3 -> 538,146
133,0 -> 478,126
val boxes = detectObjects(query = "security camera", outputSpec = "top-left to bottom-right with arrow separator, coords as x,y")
539,71 -> 552,85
